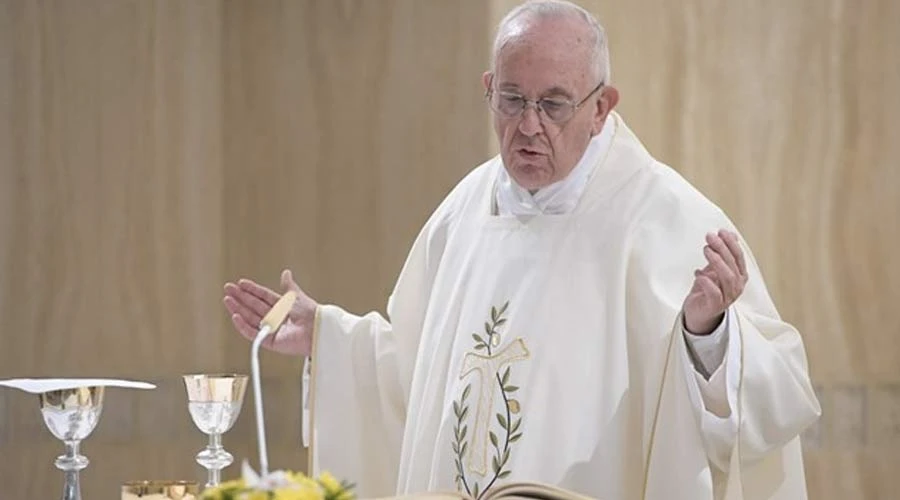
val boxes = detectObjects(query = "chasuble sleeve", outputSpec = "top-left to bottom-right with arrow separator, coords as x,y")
627,165 -> 820,480
304,205 -> 451,497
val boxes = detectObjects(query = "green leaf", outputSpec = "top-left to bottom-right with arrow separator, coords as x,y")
462,384 -> 471,401
499,301 -> 509,316
453,401 -> 460,418
496,318 -> 507,326
473,483 -> 480,499
452,442 -> 459,453
503,448 -> 510,464
461,406 -> 469,420
491,306 -> 497,322
509,432 -> 523,442
461,441 -> 468,457
475,343 -> 486,350
492,455 -> 500,474
511,418 -> 521,434
489,431 -> 498,448
472,333 -> 486,345
484,322 -> 492,335
497,413 -> 508,429
461,425 -> 468,440
499,470 -> 512,479
501,366 -> 511,386
504,385 -> 519,393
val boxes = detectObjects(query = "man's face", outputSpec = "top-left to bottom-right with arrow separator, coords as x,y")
484,17 -> 618,191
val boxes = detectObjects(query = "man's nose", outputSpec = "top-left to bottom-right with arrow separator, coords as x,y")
517,106 -> 543,136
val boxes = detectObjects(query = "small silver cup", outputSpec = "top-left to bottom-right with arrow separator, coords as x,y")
183,374 -> 248,488
39,385 -> 105,500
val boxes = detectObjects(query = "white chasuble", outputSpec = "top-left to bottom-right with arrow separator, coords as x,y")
304,112 -> 821,500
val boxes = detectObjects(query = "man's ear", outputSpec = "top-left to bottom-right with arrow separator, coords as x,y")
593,85 -> 620,135
482,71 -> 493,93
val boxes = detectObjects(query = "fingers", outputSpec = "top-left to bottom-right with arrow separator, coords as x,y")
224,282 -> 273,320
224,294 -> 263,328
281,269 -> 301,294
694,265 -> 719,289
237,278 -> 280,307
230,312 -> 259,341
706,232 -> 739,278
695,273 -> 724,303
719,230 -> 748,279
704,245 -> 738,298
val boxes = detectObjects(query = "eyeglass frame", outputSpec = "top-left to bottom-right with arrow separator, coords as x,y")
484,74 -> 605,124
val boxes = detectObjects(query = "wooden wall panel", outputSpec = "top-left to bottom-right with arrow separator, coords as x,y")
0,0 -> 490,497
0,0 -> 226,379
0,0 -> 226,497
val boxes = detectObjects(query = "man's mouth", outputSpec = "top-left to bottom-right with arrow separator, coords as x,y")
517,147 -> 546,157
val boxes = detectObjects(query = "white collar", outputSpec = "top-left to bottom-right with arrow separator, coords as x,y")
495,118 -> 614,216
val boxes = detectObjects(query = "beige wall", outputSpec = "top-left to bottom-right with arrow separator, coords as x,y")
0,0 -> 489,497
1,0 -> 898,498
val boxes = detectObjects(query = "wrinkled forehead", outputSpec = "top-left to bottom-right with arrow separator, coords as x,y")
493,17 -> 595,98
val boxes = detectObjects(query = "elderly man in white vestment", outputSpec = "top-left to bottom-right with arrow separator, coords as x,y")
223,1 -> 821,498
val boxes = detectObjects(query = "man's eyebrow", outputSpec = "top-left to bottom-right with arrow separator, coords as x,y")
496,83 -> 574,99
543,86 -> 574,99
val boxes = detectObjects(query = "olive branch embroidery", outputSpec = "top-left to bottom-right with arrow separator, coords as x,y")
453,301 -> 525,499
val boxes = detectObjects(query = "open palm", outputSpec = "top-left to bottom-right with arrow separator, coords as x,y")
223,269 -> 318,357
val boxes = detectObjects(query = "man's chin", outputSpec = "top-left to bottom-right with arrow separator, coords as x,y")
509,164 -> 552,191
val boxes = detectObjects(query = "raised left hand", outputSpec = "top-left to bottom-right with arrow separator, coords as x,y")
683,229 -> 749,335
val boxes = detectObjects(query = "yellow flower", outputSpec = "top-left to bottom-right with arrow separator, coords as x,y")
272,487 -> 323,500
200,479 -> 246,500
199,468 -> 352,500
198,490 -> 222,500
318,472 -> 342,494
317,472 -> 353,500
287,472 -> 322,491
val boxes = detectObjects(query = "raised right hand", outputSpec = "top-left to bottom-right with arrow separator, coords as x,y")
223,269 -> 318,357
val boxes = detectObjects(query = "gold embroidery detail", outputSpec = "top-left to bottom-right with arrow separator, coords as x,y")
460,339 -> 529,475
452,302 -> 531,499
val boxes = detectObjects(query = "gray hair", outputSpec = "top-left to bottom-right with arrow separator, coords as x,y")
491,0 -> 611,84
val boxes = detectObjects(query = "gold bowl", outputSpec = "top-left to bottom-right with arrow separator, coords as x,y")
121,480 -> 200,499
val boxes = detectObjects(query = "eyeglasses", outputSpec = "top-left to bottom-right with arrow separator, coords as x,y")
485,76 -> 604,124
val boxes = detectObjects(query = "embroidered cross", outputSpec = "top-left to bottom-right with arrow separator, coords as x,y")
459,338 -> 529,475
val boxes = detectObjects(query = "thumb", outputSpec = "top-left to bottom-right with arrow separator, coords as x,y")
280,269 -> 301,294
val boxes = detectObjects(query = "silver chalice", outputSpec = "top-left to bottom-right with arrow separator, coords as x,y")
183,374 -> 248,488
39,385 -> 104,500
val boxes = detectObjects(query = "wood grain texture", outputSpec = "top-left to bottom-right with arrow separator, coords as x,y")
0,0 -> 490,497
0,0 -> 225,377
0,0 -> 224,497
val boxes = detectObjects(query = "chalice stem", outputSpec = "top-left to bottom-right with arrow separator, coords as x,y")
206,434 -> 222,488
207,433 -> 221,487
197,433 -> 232,488
62,470 -> 81,500
57,440 -> 87,500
